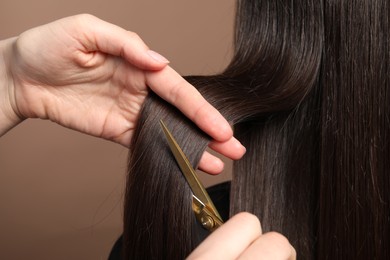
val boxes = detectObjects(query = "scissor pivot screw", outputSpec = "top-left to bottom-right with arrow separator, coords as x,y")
201,216 -> 215,229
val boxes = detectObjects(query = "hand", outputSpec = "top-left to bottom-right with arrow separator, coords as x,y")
188,213 -> 296,260
1,14 -> 246,174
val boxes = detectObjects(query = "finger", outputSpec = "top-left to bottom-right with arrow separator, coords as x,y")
71,14 -> 169,70
198,151 -> 224,175
209,137 -> 246,160
145,66 -> 233,142
238,232 -> 296,260
187,212 -> 262,260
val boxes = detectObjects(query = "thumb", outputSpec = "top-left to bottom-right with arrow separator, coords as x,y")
70,14 -> 169,70
187,212 -> 262,260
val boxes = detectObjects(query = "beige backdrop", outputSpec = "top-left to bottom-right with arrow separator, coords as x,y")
0,0 -> 235,259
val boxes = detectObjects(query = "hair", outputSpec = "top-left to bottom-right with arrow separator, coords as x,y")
123,0 -> 389,259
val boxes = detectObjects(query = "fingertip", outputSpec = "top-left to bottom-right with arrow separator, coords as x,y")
136,50 -> 169,71
209,158 -> 224,175
198,152 -> 224,175
206,112 -> 233,142
220,122 -> 234,140
208,137 -> 246,161
147,50 -> 169,64
230,137 -> 246,159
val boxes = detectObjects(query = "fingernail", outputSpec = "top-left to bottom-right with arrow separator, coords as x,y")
147,50 -> 169,63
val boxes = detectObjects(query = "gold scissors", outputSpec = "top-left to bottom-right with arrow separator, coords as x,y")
160,120 -> 224,232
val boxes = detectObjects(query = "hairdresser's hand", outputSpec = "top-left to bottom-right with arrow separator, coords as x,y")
188,212 -> 296,260
1,14 -> 245,173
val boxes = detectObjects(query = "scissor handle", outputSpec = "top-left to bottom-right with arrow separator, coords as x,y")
192,196 -> 223,232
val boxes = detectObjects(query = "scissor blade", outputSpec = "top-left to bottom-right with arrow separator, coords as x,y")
160,120 -> 222,220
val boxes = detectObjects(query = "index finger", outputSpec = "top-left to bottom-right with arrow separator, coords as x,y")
145,66 -> 233,142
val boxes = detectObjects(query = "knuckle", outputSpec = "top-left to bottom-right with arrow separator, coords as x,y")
191,100 -> 208,123
127,31 -> 142,42
75,13 -> 97,23
72,14 -> 101,31
121,31 -> 144,60
168,77 -> 186,103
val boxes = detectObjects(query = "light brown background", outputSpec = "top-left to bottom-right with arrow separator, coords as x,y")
0,0 -> 235,259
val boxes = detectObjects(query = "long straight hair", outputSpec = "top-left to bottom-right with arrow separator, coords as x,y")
124,0 -> 390,259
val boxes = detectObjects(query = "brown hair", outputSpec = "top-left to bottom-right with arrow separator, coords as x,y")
124,0 -> 389,259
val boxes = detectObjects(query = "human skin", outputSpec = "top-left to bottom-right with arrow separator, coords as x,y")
0,15 -> 295,258
187,212 -> 296,260
0,14 -> 246,174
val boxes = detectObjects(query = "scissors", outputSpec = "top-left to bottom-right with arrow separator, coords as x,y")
160,120 -> 224,232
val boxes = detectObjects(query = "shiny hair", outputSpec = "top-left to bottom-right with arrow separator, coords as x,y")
123,0 -> 389,259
